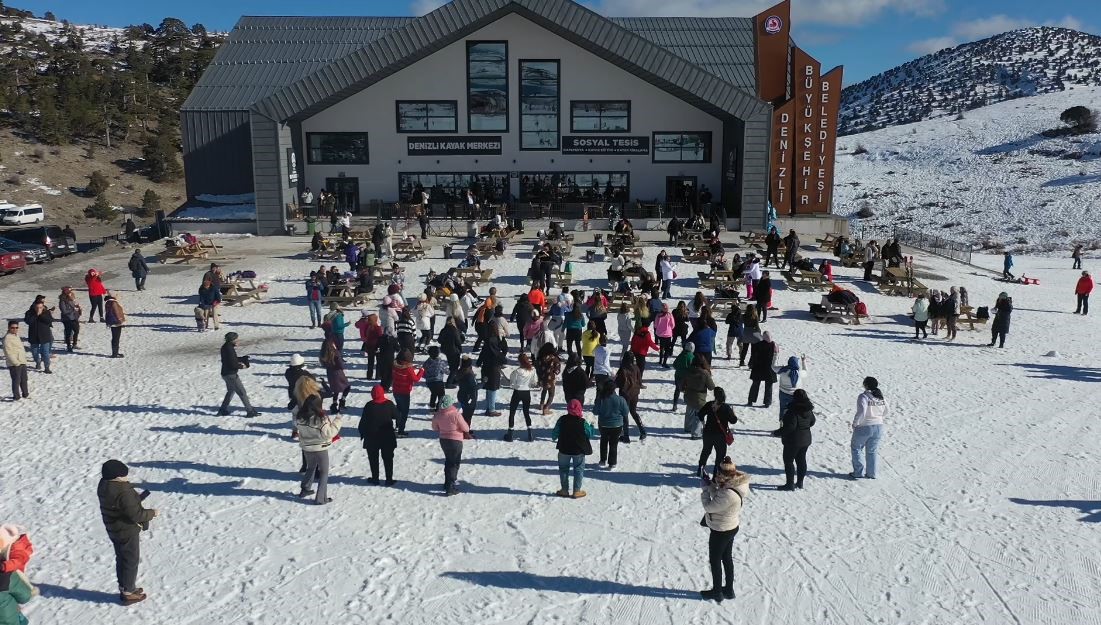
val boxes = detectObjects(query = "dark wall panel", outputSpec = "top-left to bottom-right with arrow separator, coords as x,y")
181,111 -> 254,198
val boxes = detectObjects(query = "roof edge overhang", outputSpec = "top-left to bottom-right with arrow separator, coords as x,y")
248,0 -> 770,124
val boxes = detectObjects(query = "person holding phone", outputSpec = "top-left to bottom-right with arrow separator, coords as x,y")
97,459 -> 157,605
218,332 -> 258,418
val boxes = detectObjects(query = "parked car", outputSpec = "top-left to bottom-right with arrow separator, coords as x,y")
0,247 -> 27,275
0,225 -> 76,258
0,236 -> 49,263
0,205 -> 45,225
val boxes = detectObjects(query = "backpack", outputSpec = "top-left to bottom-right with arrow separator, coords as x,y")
854,302 -> 868,316
975,306 -> 990,319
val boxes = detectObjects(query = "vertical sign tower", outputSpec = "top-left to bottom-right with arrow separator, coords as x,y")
755,0 -> 843,217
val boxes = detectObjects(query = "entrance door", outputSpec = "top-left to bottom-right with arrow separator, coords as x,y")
326,177 -> 360,214
665,176 -> 697,218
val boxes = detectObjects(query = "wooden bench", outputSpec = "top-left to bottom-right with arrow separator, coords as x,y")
709,298 -> 742,315
840,252 -> 865,268
681,248 -> 711,264
156,243 -> 209,265
455,267 -> 494,285
739,233 -> 768,247
605,245 -> 643,260
815,233 -> 839,251
322,283 -> 369,307
697,271 -> 741,290
198,238 -> 223,253
784,270 -> 831,292
221,279 -> 264,307
960,305 -> 989,331
392,240 -> 426,261
810,302 -> 862,325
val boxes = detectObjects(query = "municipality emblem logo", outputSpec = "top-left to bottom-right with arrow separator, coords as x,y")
764,15 -> 783,35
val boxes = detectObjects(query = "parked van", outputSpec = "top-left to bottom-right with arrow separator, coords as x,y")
0,204 -> 45,225
0,225 -> 76,258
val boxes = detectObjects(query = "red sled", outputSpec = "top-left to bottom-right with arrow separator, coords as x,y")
1018,275 -> 1039,285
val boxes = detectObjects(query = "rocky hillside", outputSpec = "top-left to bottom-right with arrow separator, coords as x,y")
840,27 -> 1101,135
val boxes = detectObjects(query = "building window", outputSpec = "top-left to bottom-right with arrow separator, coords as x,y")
570,101 -> 630,133
396,101 -> 458,133
519,172 -> 629,203
652,132 -> 712,163
306,132 -> 369,165
520,60 -> 559,150
467,41 -> 508,132
399,172 -> 509,204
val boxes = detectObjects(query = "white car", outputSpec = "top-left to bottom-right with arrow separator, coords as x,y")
0,205 -> 45,225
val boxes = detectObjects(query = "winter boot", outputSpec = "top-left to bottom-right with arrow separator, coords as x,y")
638,425 -> 647,441
555,489 -> 571,497
526,427 -> 534,442
503,429 -> 514,442
120,590 -> 147,605
699,588 -> 723,603
572,490 -> 587,499
697,464 -> 705,478
722,586 -> 735,600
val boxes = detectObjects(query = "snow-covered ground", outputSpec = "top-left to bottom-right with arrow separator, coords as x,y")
835,87 -> 1101,256
1,231 -> 1099,624
0,17 -> 128,55
173,193 -> 257,221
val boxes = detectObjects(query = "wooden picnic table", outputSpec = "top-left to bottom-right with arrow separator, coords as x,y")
454,267 -> 494,285
959,305 -> 989,331
392,239 -> 426,261
156,242 -> 209,265
879,266 -> 927,297
784,270 -> 831,292
322,283 -> 369,307
815,233 -> 840,250
221,277 -> 265,306
606,245 -> 643,260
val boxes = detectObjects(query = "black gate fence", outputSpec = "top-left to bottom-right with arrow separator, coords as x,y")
348,200 -> 707,223
892,227 -> 973,264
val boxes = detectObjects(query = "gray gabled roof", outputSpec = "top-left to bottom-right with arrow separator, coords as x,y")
182,16 -> 413,111
249,0 -> 767,122
610,17 -> 757,91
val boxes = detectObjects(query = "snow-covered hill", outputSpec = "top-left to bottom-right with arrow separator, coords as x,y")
0,16 -> 129,54
841,27 -> 1101,135
834,87 -> 1101,255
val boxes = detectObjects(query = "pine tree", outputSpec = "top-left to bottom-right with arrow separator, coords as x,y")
142,131 -> 182,182
138,189 -> 161,217
86,170 -> 109,196
86,193 -> 115,221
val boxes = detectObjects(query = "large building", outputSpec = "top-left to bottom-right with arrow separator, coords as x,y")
180,0 -> 840,235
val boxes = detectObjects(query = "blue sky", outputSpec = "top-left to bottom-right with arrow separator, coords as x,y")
14,0 -> 1099,83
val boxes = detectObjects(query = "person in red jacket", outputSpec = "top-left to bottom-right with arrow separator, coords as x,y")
391,349 -> 425,437
85,268 -> 108,322
1075,271 -> 1093,315
629,325 -> 660,376
355,312 -> 383,379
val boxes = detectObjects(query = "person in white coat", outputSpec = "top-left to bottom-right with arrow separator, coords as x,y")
504,352 -> 540,441
4,320 -> 30,400
295,376 -> 342,505
382,223 -> 394,259
850,376 -> 888,479
911,293 -> 929,339
415,295 -> 435,350
743,257 -> 763,300
659,256 -> 676,299
700,456 -> 750,602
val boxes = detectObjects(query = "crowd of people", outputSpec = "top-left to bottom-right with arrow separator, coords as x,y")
2,216 -> 1095,613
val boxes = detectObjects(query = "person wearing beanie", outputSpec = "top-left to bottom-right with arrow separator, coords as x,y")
322,304 -> 347,351
747,331 -> 777,407
773,388 -> 816,490
358,386 -> 398,485
551,399 -> 595,498
850,376 -> 888,479
681,356 -> 714,438
320,335 -> 350,414
97,459 -> 157,605
218,332 -> 258,418
431,395 -> 470,496
1075,271 -> 1093,315
700,456 -> 750,602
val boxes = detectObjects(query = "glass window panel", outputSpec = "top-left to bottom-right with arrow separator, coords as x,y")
427,117 -> 455,132
306,133 -> 368,164
570,101 -> 630,133
520,60 -> 559,150
468,43 -> 508,131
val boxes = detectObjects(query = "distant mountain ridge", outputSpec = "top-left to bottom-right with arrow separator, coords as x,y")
840,27 -> 1101,135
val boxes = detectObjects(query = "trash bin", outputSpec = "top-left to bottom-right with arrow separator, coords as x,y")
443,244 -> 453,260
594,233 -> 604,247
585,249 -> 596,263
467,220 -> 478,238
286,224 -> 297,236
306,219 -> 317,235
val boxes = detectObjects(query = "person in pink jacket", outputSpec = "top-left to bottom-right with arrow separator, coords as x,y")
431,394 -> 471,496
654,303 -> 676,368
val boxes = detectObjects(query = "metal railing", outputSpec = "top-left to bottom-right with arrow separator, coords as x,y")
892,227 -> 973,264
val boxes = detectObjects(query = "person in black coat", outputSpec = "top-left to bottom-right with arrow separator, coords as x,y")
377,335 -> 395,391
477,334 -> 506,416
561,354 -> 590,407
747,332 -> 777,407
456,355 -> 479,430
754,272 -> 773,322
437,317 -> 463,386
359,385 -> 399,485
552,399 -> 594,497
97,459 -> 157,604
697,387 -> 737,477
989,292 -> 1012,348
24,300 -> 55,373
772,389 -> 816,490
511,294 -> 535,330
764,227 -> 782,267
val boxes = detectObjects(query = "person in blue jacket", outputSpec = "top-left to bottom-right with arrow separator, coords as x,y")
690,322 -> 717,367
305,273 -> 324,329
345,241 -> 360,272
1002,252 -> 1015,281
